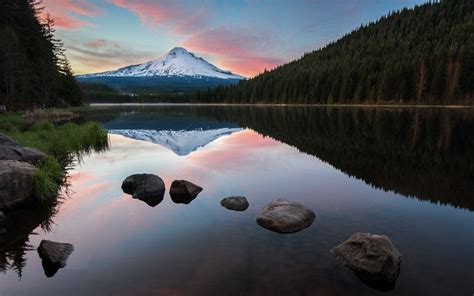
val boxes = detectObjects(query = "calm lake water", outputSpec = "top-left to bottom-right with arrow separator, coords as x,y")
1,105 -> 473,295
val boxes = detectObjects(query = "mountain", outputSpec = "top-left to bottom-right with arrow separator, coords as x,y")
185,0 -> 473,105
77,47 -> 244,94
79,47 -> 244,80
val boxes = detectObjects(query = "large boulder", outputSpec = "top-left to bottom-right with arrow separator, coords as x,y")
121,174 -> 165,207
38,240 -> 74,277
331,232 -> 401,291
0,146 -> 46,164
169,180 -> 203,204
256,199 -> 315,233
0,160 -> 36,209
221,196 -> 249,211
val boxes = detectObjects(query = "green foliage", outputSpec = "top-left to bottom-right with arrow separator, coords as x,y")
0,0 -> 83,109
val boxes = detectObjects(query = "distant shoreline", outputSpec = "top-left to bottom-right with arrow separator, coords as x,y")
89,103 -> 473,109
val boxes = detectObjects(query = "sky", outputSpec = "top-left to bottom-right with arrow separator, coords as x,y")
40,0 -> 429,77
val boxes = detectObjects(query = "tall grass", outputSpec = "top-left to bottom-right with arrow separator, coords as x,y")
0,112 -> 109,203
33,157 -> 62,203
9,121 -> 109,164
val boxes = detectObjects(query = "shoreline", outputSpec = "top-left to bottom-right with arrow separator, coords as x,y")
89,103 -> 473,109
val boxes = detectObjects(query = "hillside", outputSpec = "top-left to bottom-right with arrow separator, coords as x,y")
190,0 -> 473,105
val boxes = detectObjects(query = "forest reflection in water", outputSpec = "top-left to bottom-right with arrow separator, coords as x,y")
89,105 -> 474,211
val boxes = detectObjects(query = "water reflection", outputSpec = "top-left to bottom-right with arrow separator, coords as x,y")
0,202 -> 58,278
87,106 -> 474,211
0,106 -> 472,295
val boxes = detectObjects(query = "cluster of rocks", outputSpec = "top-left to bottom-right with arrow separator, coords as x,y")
221,195 -> 400,290
121,174 -> 203,207
8,170 -> 400,286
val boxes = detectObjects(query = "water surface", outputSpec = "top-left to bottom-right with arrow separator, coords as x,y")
1,106 -> 473,295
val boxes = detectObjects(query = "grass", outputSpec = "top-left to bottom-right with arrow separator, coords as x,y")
0,112 -> 109,203
33,157 -> 63,203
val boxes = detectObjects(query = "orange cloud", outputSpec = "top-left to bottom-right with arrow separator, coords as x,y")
182,28 -> 284,77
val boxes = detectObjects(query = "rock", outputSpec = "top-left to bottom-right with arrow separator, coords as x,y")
38,240 -> 74,278
170,180 -> 203,204
0,160 -> 37,209
0,210 -> 5,224
0,133 -> 18,146
331,232 -> 401,291
121,174 -> 165,207
256,199 -> 315,233
0,146 -> 46,164
221,196 -> 249,211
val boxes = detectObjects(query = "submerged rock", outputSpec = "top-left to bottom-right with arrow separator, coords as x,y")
0,160 -> 36,209
221,196 -> 249,211
170,180 -> 203,204
0,146 -> 46,164
256,199 -> 315,233
38,240 -> 74,278
121,174 -> 165,207
331,232 -> 401,291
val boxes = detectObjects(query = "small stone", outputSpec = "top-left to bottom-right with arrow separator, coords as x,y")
121,174 -> 165,207
38,240 -> 74,278
256,199 -> 315,233
38,240 -> 74,267
170,180 -> 203,204
221,196 -> 249,211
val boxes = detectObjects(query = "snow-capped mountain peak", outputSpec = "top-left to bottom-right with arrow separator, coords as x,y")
78,47 -> 245,80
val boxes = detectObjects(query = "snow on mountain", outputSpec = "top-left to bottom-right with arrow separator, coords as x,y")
109,128 -> 242,156
78,47 -> 245,80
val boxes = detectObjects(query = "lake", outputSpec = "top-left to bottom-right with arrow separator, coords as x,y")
1,105 -> 473,295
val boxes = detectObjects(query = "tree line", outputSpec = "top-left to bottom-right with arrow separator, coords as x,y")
171,0 -> 472,105
0,0 -> 82,110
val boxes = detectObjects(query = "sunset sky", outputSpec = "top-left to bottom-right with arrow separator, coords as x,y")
42,0 -> 429,77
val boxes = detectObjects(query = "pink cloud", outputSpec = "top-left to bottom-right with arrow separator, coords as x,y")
182,28 -> 284,77
108,0 -> 209,34
41,0 -> 101,29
